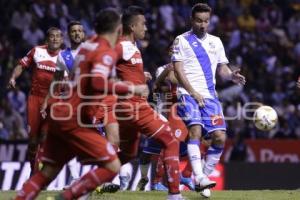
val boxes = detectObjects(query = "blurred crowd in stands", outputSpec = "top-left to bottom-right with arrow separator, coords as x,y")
1,0 -> 300,141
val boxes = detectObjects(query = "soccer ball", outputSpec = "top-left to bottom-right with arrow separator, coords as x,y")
253,106 -> 278,131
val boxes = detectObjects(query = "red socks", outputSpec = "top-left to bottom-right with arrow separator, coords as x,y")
153,127 -> 180,194
182,160 -> 192,178
153,153 -> 165,184
15,172 -> 51,200
162,143 -> 180,194
62,168 -> 117,199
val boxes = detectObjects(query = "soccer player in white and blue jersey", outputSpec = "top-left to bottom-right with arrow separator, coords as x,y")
56,21 -> 85,78
171,3 -> 246,194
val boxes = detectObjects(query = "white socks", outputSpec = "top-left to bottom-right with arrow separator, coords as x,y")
203,144 -> 223,176
187,139 -> 204,182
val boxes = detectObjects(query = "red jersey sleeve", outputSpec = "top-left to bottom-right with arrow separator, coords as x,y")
19,47 -> 35,68
91,50 -> 130,95
91,51 -> 115,78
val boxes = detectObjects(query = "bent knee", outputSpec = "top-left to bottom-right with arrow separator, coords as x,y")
153,125 -> 178,147
212,131 -> 226,145
188,125 -> 202,139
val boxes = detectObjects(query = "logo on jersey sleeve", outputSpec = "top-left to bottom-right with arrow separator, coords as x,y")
103,55 -> 113,66
174,129 -> 182,138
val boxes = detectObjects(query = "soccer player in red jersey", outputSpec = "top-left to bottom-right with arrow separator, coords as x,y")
14,8 -> 148,200
115,6 -> 182,200
8,27 -> 63,174
40,21 -> 86,187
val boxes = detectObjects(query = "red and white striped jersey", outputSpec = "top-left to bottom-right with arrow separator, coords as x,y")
115,37 -> 145,85
19,45 -> 60,97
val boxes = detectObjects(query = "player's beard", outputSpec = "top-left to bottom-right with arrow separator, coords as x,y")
193,28 -> 206,38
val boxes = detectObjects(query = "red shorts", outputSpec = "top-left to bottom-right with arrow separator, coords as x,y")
27,95 -> 48,138
117,100 -> 170,157
168,104 -> 188,142
41,121 -> 118,166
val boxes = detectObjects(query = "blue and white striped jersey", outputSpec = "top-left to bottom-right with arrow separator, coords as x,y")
171,30 -> 228,99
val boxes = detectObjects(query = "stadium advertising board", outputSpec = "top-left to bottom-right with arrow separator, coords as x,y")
223,139 -> 300,163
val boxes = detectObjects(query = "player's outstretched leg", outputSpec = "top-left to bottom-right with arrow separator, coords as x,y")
15,164 -> 61,200
180,152 -> 194,191
151,125 -> 183,199
61,159 -> 120,200
203,131 -> 225,177
151,152 -> 168,191
187,125 -> 216,191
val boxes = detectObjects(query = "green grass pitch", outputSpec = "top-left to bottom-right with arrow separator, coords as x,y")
2,190 -> 300,200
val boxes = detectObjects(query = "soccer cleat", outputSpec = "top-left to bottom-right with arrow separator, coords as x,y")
96,183 -> 120,194
167,193 -> 186,200
151,182 -> 168,191
200,188 -> 211,198
194,176 -> 216,192
137,177 -> 149,191
180,175 -> 195,191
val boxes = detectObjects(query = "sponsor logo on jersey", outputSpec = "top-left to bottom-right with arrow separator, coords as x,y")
192,41 -> 198,47
210,114 -> 224,126
130,58 -> 143,64
37,63 -> 56,72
